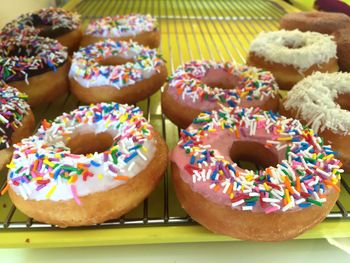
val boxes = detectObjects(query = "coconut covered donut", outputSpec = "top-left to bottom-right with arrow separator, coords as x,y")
247,29 -> 339,90
0,35 -> 69,106
280,11 -> 350,35
162,61 -> 279,128
282,72 -> 350,170
0,84 -> 35,171
69,39 -> 167,104
5,102 -> 167,227
81,14 -> 160,48
171,106 -> 342,241
1,7 -> 82,54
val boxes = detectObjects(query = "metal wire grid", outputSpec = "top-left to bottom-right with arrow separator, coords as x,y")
0,0 -> 349,231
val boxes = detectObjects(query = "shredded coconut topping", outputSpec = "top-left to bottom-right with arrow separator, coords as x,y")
284,72 -> 350,134
249,29 -> 337,71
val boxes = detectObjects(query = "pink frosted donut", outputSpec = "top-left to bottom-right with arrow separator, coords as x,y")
171,106 -> 342,241
162,61 -> 279,128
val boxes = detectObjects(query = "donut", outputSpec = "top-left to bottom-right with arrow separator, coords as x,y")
1,7 -> 82,54
162,61 -> 279,128
69,39 -> 167,104
0,35 -> 70,106
80,14 -> 160,48
333,27 -> 350,72
247,29 -> 339,90
171,106 -> 342,241
5,102 -> 168,227
282,72 -> 350,170
315,0 -> 350,16
0,84 -> 35,171
280,11 -> 350,34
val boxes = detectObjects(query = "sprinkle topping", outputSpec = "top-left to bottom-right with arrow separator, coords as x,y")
7,103 -> 156,203
0,35 -> 67,83
84,14 -> 157,38
167,61 -> 278,110
249,29 -> 337,71
1,7 -> 80,36
171,106 -> 342,213
69,39 -> 165,89
0,84 -> 30,150
284,72 -> 350,135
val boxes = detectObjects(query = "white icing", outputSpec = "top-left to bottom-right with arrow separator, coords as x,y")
249,29 -> 337,71
8,103 -> 156,201
69,40 -> 164,89
284,72 -> 350,134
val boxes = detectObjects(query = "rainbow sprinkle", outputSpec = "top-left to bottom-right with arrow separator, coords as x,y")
69,39 -> 165,89
0,84 -> 30,150
1,7 -> 80,36
172,106 -> 343,213
167,61 -> 278,110
6,103 -> 156,204
0,35 -> 67,84
84,14 -> 157,38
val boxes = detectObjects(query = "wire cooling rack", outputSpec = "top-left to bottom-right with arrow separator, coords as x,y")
1,0 -> 350,237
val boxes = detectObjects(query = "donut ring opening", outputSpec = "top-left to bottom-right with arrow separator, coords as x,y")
201,68 -> 239,90
335,93 -> 350,112
229,141 -> 279,170
66,132 -> 114,155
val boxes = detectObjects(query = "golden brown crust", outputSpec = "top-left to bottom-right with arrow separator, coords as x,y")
280,11 -> 350,34
172,164 -> 339,241
80,31 -> 160,49
69,64 -> 167,104
9,61 -> 70,107
0,111 -> 35,171
161,84 -> 280,129
333,28 -> 350,72
247,53 -> 339,90
56,27 -> 83,55
9,131 -> 168,227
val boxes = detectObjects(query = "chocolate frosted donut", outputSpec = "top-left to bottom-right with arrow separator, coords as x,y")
0,35 -> 69,106
1,8 -> 82,54
280,11 -> 350,35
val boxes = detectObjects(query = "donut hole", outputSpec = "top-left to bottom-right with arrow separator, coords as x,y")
67,132 -> 114,155
283,39 -> 306,49
230,141 -> 279,170
336,93 -> 350,111
98,56 -> 134,66
201,68 -> 239,90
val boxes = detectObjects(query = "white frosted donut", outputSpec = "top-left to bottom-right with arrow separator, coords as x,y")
6,102 -> 168,226
69,39 -> 167,104
249,29 -> 337,71
81,14 -> 160,48
85,14 -> 157,38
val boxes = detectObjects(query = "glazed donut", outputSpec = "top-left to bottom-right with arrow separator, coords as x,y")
280,11 -> 350,34
282,72 -> 350,170
1,7 -> 82,54
5,102 -> 168,227
333,27 -> 350,72
69,39 -> 167,104
171,106 -> 342,241
0,84 -> 35,171
81,14 -> 160,48
247,30 -> 338,90
162,61 -> 279,128
315,0 -> 350,16
0,35 -> 70,106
